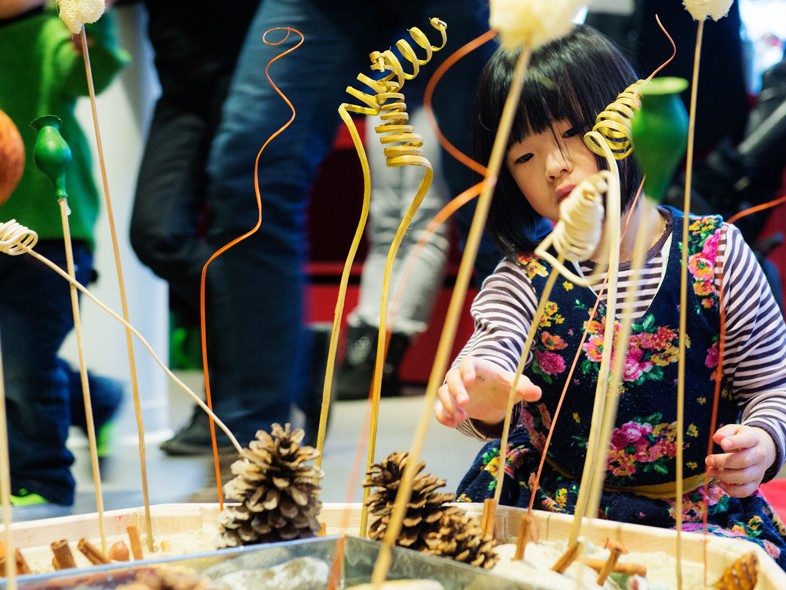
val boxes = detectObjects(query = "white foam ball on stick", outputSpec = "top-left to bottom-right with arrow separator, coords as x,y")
489,0 -> 587,49
56,0 -> 106,34
682,0 -> 734,21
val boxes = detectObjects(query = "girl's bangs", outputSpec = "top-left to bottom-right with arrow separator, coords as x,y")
510,72 -> 589,146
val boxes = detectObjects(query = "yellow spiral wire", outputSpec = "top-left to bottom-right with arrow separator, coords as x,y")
584,79 -> 645,161
316,23 -> 447,538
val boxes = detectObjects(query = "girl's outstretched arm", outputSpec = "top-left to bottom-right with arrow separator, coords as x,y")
434,356 -> 541,429
706,424 -> 777,498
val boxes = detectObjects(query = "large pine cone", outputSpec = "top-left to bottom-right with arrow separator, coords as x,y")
363,451 -> 455,551
219,424 -> 324,547
424,506 -> 499,570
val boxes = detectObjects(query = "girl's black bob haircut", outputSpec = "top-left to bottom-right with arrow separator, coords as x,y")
474,24 -> 643,260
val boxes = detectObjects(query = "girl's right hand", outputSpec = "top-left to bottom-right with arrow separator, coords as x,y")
434,356 -> 542,429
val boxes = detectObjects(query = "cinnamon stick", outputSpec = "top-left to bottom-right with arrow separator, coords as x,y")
50,539 -> 76,569
481,498 -> 497,538
513,514 -> 533,560
584,558 -> 647,577
596,539 -> 626,584
551,540 -> 580,573
77,538 -> 111,565
127,524 -> 143,560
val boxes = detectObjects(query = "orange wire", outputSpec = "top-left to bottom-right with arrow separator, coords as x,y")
198,27 -> 304,509
727,194 -> 786,226
423,29 -> 496,177
645,15 -> 677,83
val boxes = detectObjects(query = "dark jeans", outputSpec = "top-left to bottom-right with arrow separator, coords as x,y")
129,1 -> 260,313
195,0 -> 498,445
0,240 -> 93,505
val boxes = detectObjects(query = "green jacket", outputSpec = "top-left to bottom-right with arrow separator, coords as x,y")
0,5 -> 130,248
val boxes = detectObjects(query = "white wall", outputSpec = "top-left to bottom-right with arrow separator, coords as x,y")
63,3 -> 170,437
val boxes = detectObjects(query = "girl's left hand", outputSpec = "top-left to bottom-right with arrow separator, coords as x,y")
705,424 -> 777,498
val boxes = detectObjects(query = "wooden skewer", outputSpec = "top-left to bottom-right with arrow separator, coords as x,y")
596,539 -> 626,584
50,539 -> 76,570
126,525 -> 143,560
481,498 -> 497,538
513,514 -> 534,560
77,538 -> 110,565
552,540 -> 581,573
584,558 -> 646,577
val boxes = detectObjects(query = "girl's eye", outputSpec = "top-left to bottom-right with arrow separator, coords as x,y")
562,127 -> 579,138
514,152 -> 533,164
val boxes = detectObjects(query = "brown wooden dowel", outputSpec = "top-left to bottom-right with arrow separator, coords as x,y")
552,541 -> 580,573
513,514 -> 533,560
127,524 -> 143,560
50,539 -> 76,569
77,538 -> 111,565
584,558 -> 647,577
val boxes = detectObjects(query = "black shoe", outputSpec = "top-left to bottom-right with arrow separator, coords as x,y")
335,326 -> 409,400
160,406 -> 232,456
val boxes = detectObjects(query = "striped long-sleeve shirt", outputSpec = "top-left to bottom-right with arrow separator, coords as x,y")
456,210 -> 786,480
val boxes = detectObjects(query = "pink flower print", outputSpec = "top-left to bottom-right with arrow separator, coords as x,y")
689,254 -> 715,292
650,439 -> 678,461
541,331 -> 568,351
584,335 -> 604,362
585,319 -> 604,336
626,344 -> 644,363
705,341 -> 719,369
623,357 -> 653,382
611,421 -> 653,449
702,231 -> 719,260
536,350 -> 566,376
763,539 -> 781,560
633,439 -> 651,462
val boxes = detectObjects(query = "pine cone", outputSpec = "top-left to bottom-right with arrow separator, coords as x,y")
362,451 -> 455,551
424,506 -> 499,570
219,423 -> 324,547
715,551 -> 758,590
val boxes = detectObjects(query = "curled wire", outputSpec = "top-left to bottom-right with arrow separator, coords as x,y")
535,170 -> 611,284
344,18 -> 447,116
584,80 -> 645,160
0,219 -> 38,255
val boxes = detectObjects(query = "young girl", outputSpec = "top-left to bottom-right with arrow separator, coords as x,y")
434,25 -> 786,567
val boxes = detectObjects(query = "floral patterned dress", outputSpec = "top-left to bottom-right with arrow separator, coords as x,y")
456,209 -> 786,568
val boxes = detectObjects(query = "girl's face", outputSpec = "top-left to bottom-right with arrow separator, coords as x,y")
505,120 -> 599,223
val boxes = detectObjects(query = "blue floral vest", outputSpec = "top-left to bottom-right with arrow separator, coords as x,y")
516,207 -> 739,489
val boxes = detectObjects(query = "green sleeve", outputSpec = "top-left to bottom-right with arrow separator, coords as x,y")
50,9 -> 131,99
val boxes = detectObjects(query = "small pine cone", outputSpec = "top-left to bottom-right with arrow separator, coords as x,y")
424,506 -> 499,570
715,551 -> 758,590
219,423 -> 324,547
362,451 -> 455,551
